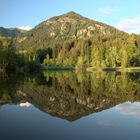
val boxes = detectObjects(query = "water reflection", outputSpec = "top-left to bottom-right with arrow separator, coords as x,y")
0,71 -> 140,121
116,102 -> 140,119
19,102 -> 31,107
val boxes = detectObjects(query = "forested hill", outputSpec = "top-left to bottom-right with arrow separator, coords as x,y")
0,27 -> 25,38
16,11 -> 128,48
14,12 -> 140,69
1,11 -> 140,72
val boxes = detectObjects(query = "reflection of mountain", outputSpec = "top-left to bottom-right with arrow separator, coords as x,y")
0,72 -> 140,121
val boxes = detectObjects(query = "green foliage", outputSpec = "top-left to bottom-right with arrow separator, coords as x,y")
0,37 -> 40,73
14,12 -> 140,69
1,12 -> 140,70
16,34 -> 140,69
0,37 -> 20,72
24,61 -> 41,73
76,56 -> 86,69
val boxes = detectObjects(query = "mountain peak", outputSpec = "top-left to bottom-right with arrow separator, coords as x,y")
62,11 -> 83,18
43,11 -> 83,23
65,11 -> 81,16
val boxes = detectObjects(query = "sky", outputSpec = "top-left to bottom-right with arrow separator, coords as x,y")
0,0 -> 140,34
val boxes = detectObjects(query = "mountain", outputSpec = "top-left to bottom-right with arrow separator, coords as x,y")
16,11 -> 128,48
1,12 -> 140,74
0,27 -> 25,38
13,12 -> 140,69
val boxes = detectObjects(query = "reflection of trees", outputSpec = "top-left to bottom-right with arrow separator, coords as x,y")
0,74 -> 24,105
0,72 -> 140,121
16,72 -> 140,121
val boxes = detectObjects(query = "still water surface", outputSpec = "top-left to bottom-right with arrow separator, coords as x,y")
0,71 -> 140,140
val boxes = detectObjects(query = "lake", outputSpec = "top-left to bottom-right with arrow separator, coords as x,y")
0,71 -> 140,140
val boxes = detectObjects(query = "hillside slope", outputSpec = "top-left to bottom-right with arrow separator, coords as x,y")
15,12 -> 140,68
0,27 -> 25,38
16,11 -> 128,48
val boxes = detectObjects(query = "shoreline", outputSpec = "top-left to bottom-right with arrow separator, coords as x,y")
42,66 -> 74,71
86,67 -> 140,72
42,66 -> 140,72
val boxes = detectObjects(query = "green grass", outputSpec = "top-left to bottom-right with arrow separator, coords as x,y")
42,65 -> 74,71
87,67 -> 140,72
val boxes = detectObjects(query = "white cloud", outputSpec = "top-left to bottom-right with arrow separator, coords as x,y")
116,16 -> 140,34
97,7 -> 114,15
116,102 -> 140,119
19,26 -> 32,31
19,102 -> 31,107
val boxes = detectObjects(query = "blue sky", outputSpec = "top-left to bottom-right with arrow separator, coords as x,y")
0,0 -> 140,33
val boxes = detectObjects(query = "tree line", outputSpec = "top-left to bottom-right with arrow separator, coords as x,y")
18,34 -> 140,69
0,37 -> 41,73
1,33 -> 140,73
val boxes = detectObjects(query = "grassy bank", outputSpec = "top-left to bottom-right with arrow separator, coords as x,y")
42,66 -> 74,71
86,67 -> 140,72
